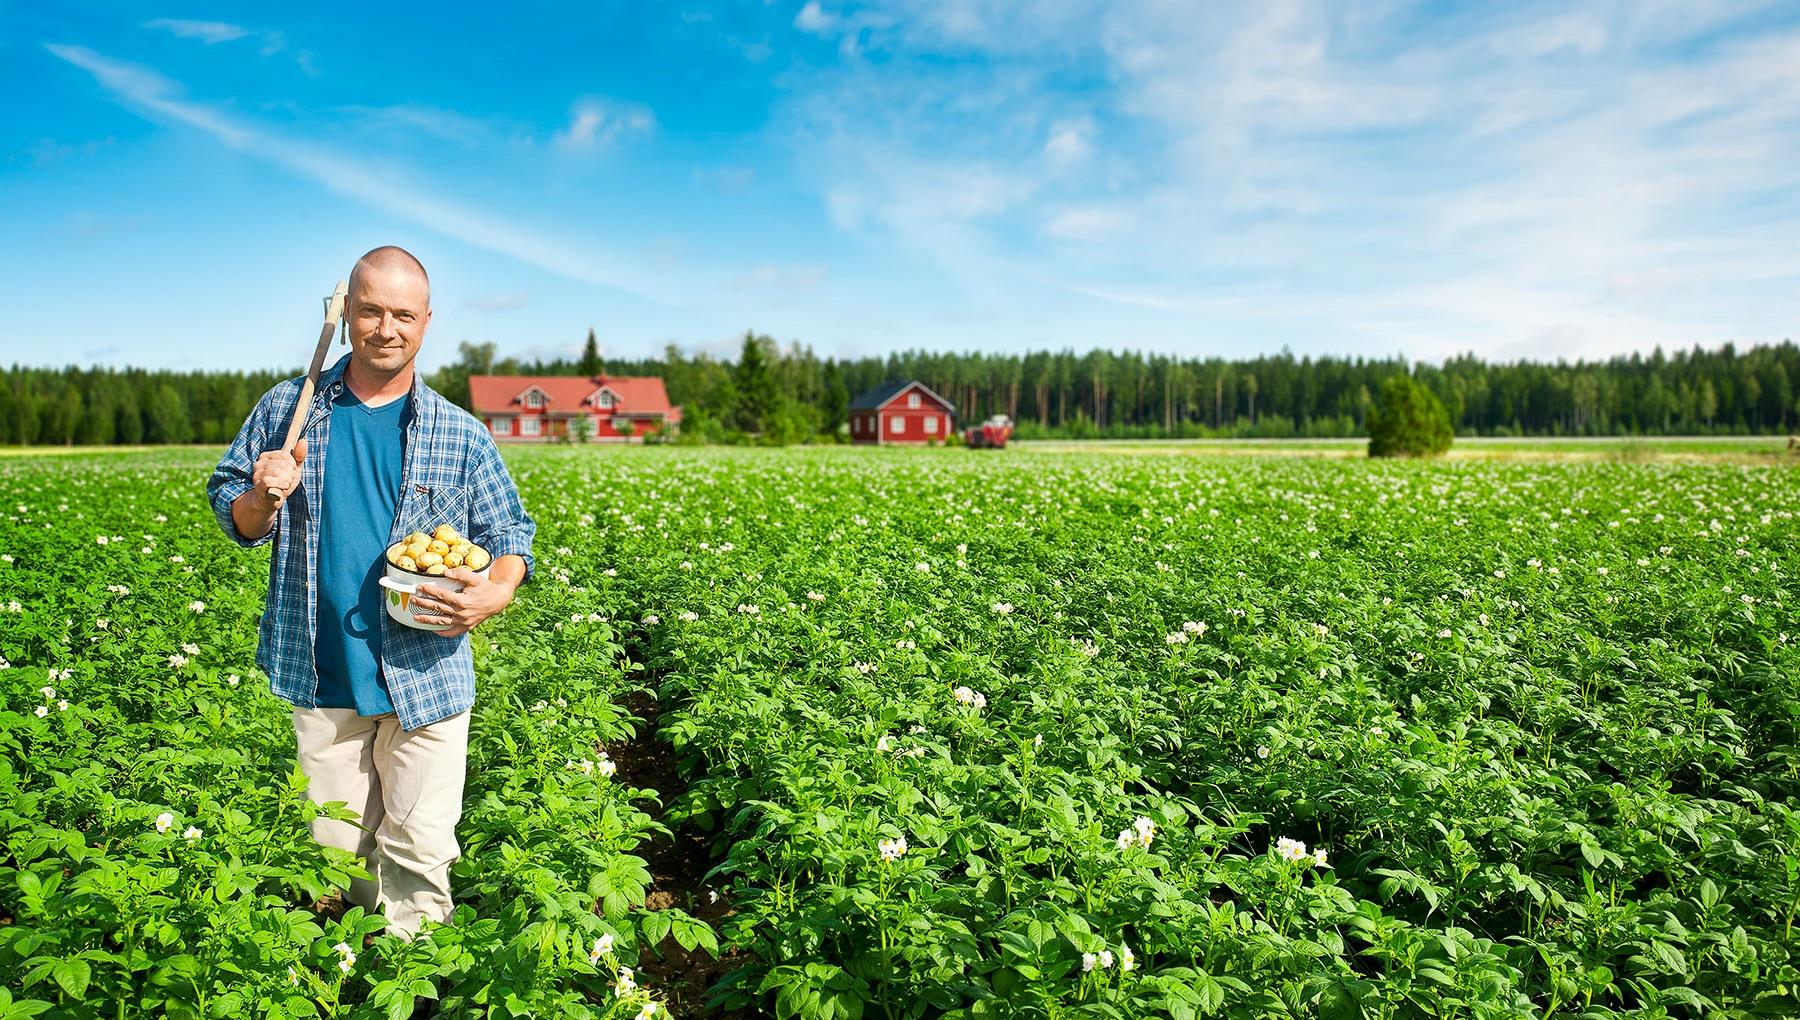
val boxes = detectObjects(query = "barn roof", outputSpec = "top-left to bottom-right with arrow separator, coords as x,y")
468,374 -> 681,421
849,379 -> 956,414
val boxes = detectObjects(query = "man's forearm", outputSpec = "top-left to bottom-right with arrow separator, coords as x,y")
230,489 -> 279,543
489,553 -> 526,595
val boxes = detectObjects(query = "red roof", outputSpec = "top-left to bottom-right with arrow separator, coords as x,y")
469,375 -> 680,422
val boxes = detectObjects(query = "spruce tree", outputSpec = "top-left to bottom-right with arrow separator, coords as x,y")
579,328 -> 603,378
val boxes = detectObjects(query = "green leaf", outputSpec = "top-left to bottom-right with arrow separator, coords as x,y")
51,960 -> 90,1000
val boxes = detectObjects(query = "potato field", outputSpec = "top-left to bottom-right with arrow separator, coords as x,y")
1,446 -> 1796,1019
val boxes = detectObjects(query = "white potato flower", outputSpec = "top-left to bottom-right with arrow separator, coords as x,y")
155,812 -> 174,833
1275,836 -> 1310,863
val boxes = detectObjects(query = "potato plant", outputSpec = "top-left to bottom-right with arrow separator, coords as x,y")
3,446 -> 1797,1019
0,454 -> 679,1018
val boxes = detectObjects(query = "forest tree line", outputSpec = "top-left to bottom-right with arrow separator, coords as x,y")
5,334 -> 1799,445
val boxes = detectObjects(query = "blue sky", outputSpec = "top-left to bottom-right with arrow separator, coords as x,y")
6,1 -> 1800,373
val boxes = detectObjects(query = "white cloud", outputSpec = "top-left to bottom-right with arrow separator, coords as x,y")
770,0 -> 1800,358
731,263 -> 828,291
143,19 -> 248,44
45,45 -> 674,301
1042,206 -> 1130,242
795,2 -> 837,34
553,96 -> 656,150
1043,117 -> 1094,164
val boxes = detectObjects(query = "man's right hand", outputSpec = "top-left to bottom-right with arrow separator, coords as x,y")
255,438 -> 307,508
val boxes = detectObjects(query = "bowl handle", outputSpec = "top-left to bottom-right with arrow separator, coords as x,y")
377,575 -> 414,593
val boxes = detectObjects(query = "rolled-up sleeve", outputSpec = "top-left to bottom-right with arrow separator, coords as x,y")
207,387 -> 280,549
465,432 -> 535,583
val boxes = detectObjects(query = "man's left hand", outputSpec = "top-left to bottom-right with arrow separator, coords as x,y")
408,567 -> 518,638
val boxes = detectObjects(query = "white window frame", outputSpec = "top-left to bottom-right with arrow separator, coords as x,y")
924,415 -> 937,434
892,416 -> 905,434
908,392 -> 921,408
596,391 -> 616,409
491,416 -> 513,435
521,417 -> 541,436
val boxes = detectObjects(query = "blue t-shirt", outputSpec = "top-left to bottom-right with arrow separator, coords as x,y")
313,386 -> 409,714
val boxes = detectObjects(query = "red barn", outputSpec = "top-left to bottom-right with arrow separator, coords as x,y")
849,380 -> 956,445
469,374 -> 681,442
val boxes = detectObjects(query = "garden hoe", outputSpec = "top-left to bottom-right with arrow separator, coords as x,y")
267,281 -> 348,502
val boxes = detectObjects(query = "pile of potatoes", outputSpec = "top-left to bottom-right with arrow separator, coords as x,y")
387,524 -> 491,575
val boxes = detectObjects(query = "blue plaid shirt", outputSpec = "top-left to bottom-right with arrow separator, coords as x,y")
207,354 -> 535,730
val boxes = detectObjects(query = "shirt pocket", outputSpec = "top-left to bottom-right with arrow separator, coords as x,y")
427,484 -> 469,537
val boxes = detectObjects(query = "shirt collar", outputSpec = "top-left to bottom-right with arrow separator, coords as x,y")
317,352 -> 428,426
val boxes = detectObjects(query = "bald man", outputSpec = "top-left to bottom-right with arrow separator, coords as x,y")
207,246 -> 535,937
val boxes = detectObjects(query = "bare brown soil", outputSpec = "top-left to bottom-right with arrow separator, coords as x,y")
608,691 -> 759,1017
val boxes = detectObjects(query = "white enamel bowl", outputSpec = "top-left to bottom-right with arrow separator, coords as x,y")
377,559 -> 491,631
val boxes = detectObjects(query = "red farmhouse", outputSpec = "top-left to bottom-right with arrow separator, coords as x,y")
469,374 -> 681,442
849,380 -> 957,445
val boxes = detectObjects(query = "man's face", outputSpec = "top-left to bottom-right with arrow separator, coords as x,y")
347,263 -> 431,376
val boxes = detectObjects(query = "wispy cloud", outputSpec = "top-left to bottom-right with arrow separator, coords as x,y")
769,0 -> 1800,359
143,19 -> 248,44
44,44 -> 675,301
553,96 -> 655,150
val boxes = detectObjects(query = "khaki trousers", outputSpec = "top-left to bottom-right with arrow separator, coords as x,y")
292,707 -> 470,937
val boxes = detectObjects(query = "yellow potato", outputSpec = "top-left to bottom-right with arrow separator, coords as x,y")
465,547 -> 491,571
404,532 -> 428,546
425,563 -> 446,575
451,542 -> 471,557
443,552 -> 463,568
387,543 -> 407,564
397,555 -> 418,571
428,539 -> 450,555
407,541 -> 429,559
433,524 -> 460,542
417,551 -> 444,568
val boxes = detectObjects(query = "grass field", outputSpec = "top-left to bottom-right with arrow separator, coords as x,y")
2,444 -> 1795,1018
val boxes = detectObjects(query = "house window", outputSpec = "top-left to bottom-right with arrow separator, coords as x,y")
892,416 -> 904,434
908,392 -> 921,408
521,417 -> 540,436
524,390 -> 546,408
595,391 -> 616,409
924,415 -> 937,433
491,416 -> 513,435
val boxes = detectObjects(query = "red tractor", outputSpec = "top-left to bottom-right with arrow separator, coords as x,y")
963,414 -> 1014,449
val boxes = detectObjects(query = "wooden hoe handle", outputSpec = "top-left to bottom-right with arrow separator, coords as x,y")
268,280 -> 348,500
